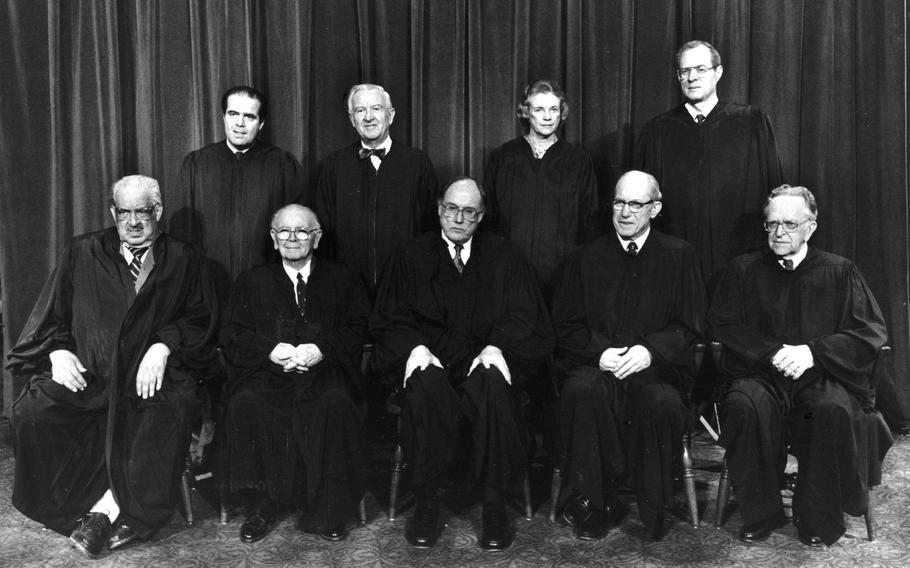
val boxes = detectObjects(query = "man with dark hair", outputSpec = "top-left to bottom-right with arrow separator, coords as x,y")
709,185 -> 890,547
169,85 -> 305,301
637,40 -> 784,282
316,83 -> 438,294
219,204 -> 370,543
8,175 -> 217,558
371,177 -> 553,551
552,170 -> 706,541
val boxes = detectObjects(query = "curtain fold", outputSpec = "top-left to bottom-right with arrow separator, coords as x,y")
2,0 -> 908,426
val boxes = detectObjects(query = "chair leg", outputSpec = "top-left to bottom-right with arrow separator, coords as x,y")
389,443 -> 404,521
180,455 -> 194,526
522,470 -> 533,521
358,496 -> 368,526
865,490 -> 875,541
715,457 -> 731,528
548,468 -> 562,522
681,434 -> 698,528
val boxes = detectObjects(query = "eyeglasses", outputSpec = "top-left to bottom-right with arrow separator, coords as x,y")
440,202 -> 483,222
115,206 -> 157,221
272,227 -> 322,241
763,219 -> 812,233
612,199 -> 655,213
676,65 -> 719,80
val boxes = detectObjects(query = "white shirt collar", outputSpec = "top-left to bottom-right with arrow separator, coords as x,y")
361,136 -> 392,154
616,227 -> 651,253
441,230 -> 473,263
685,95 -> 719,121
225,139 -> 253,154
780,244 -> 809,269
282,259 -> 313,284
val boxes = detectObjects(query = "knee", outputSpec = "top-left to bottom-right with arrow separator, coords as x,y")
559,369 -> 602,407
800,397 -> 851,427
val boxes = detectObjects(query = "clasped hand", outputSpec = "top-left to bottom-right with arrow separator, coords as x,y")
771,344 -> 814,380
269,342 -> 324,374
599,345 -> 652,380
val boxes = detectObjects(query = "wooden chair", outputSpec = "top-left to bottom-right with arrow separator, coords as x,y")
547,343 -> 706,529
710,342 -> 891,541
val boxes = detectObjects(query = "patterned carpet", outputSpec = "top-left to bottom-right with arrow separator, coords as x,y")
2,419 -> 909,568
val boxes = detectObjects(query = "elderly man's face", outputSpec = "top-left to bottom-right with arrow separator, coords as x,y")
765,195 -> 817,258
526,92 -> 562,138
349,88 -> 395,146
223,94 -> 264,150
677,45 -> 723,104
612,174 -> 661,240
270,206 -> 322,264
110,183 -> 162,247
439,179 -> 484,245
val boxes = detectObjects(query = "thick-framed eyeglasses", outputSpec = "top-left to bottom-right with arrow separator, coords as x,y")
272,227 -> 322,241
612,199 -> 655,213
676,65 -> 719,80
763,219 -> 812,234
440,202 -> 483,222
115,206 -> 157,221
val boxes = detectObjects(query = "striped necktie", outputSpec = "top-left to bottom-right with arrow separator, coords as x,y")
296,272 -> 307,317
126,246 -> 148,282
453,244 -> 465,274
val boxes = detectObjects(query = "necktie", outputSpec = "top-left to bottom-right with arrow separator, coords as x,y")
296,272 -> 307,317
358,147 -> 387,160
695,114 -> 706,124
126,246 -> 147,282
626,241 -> 638,256
453,244 -> 465,274
782,258 -> 794,271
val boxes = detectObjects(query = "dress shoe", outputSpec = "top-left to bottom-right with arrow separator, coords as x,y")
240,502 -> 278,543
479,504 -> 514,551
739,511 -> 787,543
560,493 -> 592,527
405,499 -> 441,549
576,500 -> 628,541
320,524 -> 349,542
108,519 -> 141,551
797,531 -> 825,548
70,512 -> 112,558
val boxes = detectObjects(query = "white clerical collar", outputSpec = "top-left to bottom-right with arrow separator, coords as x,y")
282,259 -> 312,284
226,140 -> 254,154
780,244 -> 809,269
685,96 -> 719,122
441,230 -> 473,263
616,227 -> 650,253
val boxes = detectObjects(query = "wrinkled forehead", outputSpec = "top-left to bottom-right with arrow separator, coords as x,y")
614,180 -> 652,202
351,88 -> 388,108
766,195 -> 811,220
274,208 -> 317,229
679,45 -> 713,67
225,94 -> 262,116
443,182 -> 482,208
113,185 -> 156,208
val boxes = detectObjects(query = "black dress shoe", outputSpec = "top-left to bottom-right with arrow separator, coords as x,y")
739,511 -> 787,543
405,499 -> 441,549
576,500 -> 627,540
797,531 -> 824,548
320,524 -> 349,542
108,519 -> 141,551
240,506 -> 278,543
479,504 -> 514,551
560,494 -> 592,527
70,513 -> 112,558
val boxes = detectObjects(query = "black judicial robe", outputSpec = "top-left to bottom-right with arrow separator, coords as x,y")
484,137 -> 599,294
636,101 -> 783,281
219,259 -> 370,530
315,141 -> 438,292
169,140 -> 305,300
552,231 -> 706,530
370,229 -> 554,384
8,227 -> 217,536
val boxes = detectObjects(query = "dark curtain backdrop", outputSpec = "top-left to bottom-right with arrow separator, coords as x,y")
1,0 -> 908,423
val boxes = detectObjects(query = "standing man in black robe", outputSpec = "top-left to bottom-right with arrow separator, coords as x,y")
552,170 -> 706,541
7,175 -> 217,558
637,40 -> 784,283
169,85 -> 305,301
316,83 -> 439,294
371,177 -> 554,551
709,185 -> 890,547
219,204 -> 370,543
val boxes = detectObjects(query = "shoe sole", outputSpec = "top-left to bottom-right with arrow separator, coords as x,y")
69,536 -> 99,559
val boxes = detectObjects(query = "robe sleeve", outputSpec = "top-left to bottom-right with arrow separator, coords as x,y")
219,270 -> 279,372
551,252 -> 608,367
310,270 -> 371,371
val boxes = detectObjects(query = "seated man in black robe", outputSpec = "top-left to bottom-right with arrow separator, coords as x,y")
709,185 -> 890,547
219,204 -> 370,543
8,175 -> 217,558
552,170 -> 707,540
371,177 -> 554,551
